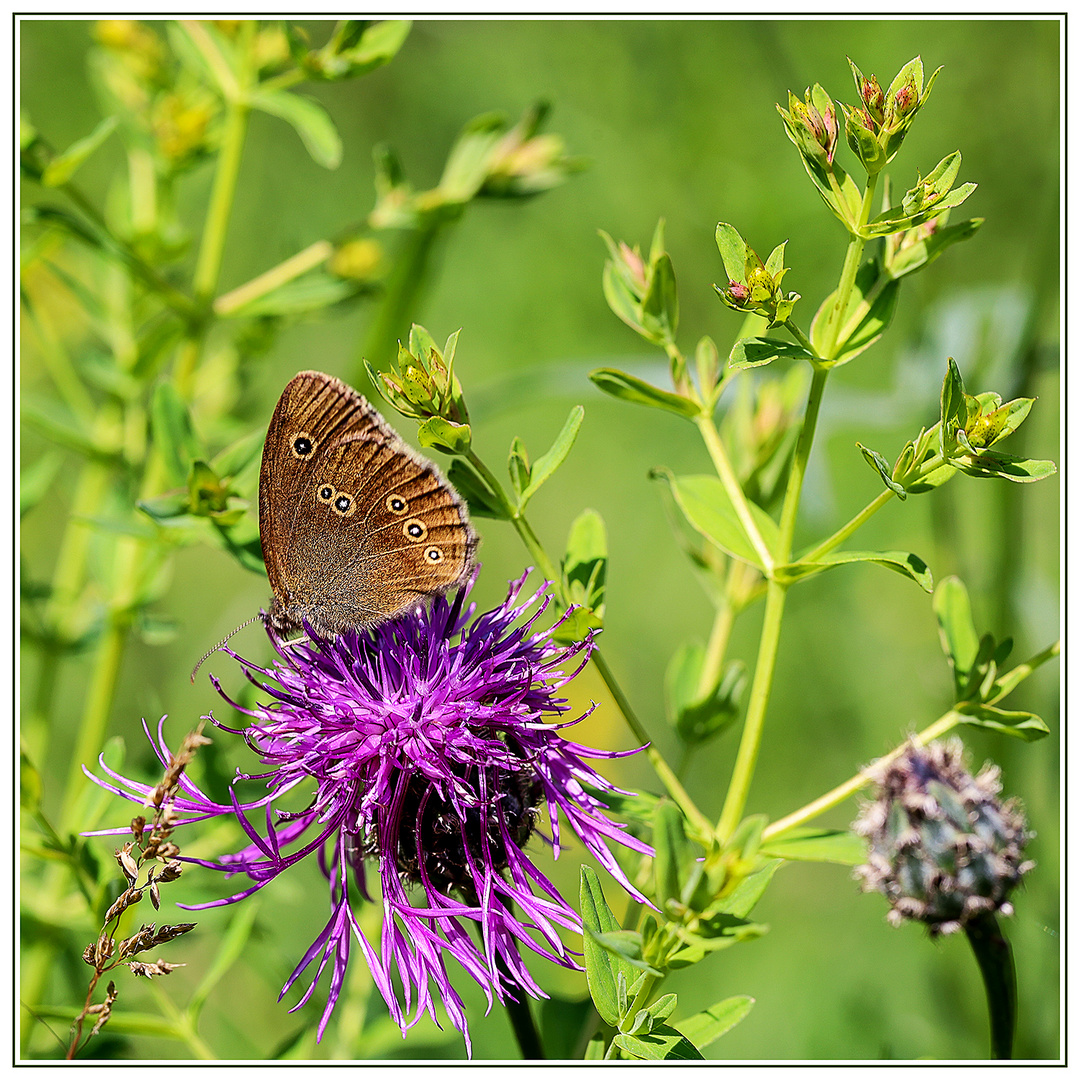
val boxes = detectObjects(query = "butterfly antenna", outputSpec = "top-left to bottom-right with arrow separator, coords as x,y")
190,616 -> 260,682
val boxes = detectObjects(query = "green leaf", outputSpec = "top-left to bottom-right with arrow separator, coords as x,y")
887,217 -> 984,279
653,801 -> 694,911
614,1024 -> 704,1061
589,367 -> 700,419
333,19 -> 411,75
211,429 -> 264,481
857,442 -> 907,498
710,859 -> 781,918
934,576 -> 980,689
41,115 -> 118,187
584,1034 -> 606,1060
520,405 -> 584,505
728,337 -> 816,371
652,471 -> 779,571
447,459 -> 507,519
811,260 -> 899,366
137,491 -> 191,522
782,549 -> 933,593
670,915 -> 767,960
251,90 -> 343,169
953,451 -> 1057,484
863,183 -> 978,237
715,222 -> 749,283
666,643 -> 744,745
416,416 -> 471,455
20,451 -> 64,518
151,383 -> 201,486
556,508 -> 606,639
507,436 -> 531,498
439,111 -> 505,201
602,258 -> 643,332
958,704 -> 1050,742
580,866 -> 636,1026
760,828 -> 867,865
678,997 -> 755,1049
642,252 -> 678,340
218,272 -> 356,318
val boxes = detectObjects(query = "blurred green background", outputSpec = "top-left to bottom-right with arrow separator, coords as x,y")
21,19 -> 1059,1060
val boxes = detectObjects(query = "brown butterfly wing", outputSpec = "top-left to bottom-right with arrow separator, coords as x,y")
259,370 -> 477,636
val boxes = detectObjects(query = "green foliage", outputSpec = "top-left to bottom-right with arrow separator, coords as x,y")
20,18 -> 1058,1064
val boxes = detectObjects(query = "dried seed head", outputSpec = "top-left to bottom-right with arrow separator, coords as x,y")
854,738 -> 1033,936
103,887 -> 143,925
94,934 -> 114,966
88,981 -> 118,1037
150,922 -> 196,946
157,859 -> 183,883
115,845 -> 139,885
127,958 -> 185,978
118,925 -> 157,959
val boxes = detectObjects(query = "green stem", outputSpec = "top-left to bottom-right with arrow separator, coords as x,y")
150,982 -> 217,1061
762,710 -> 962,841
783,319 -> 817,357
465,448 -> 713,837
695,414 -> 774,573
965,912 -> 1017,1060
214,239 -> 333,315
987,639 -> 1060,705
715,580 -> 787,840
776,366 -> 828,552
504,991 -> 544,1059
191,87 -> 250,305
817,172 -> 878,361
799,488 -> 895,563
697,594 -> 735,702
591,650 -> 714,839
715,278 -> 836,840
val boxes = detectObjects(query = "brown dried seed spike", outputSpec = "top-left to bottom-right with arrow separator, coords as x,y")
103,887 -> 143,924
116,847 -> 139,884
151,922 -> 196,945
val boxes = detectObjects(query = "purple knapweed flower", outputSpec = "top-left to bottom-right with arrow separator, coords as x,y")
86,571 -> 651,1052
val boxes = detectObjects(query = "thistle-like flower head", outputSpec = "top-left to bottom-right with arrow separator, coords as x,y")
853,738 -> 1033,936
87,572 -> 650,1052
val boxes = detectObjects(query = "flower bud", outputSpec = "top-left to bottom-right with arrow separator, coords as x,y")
328,238 -> 383,282
861,75 -> 885,123
854,739 -> 1033,936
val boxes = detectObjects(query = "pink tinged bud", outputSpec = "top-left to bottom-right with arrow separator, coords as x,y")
619,242 -> 647,291
894,82 -> 917,118
727,281 -> 749,302
862,75 -> 885,123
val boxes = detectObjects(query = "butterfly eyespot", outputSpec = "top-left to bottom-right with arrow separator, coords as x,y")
386,495 -> 408,515
424,545 -> 443,563
404,518 -> 428,541
333,494 -> 354,516
292,433 -> 315,458
316,484 -> 335,503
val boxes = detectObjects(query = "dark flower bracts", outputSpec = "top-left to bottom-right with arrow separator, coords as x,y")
86,573 -> 650,1051
853,739 -> 1032,936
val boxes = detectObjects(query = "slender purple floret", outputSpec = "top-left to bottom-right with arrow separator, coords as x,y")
85,571 -> 651,1051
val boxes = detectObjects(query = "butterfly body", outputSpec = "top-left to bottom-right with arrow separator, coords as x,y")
259,370 -> 477,638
